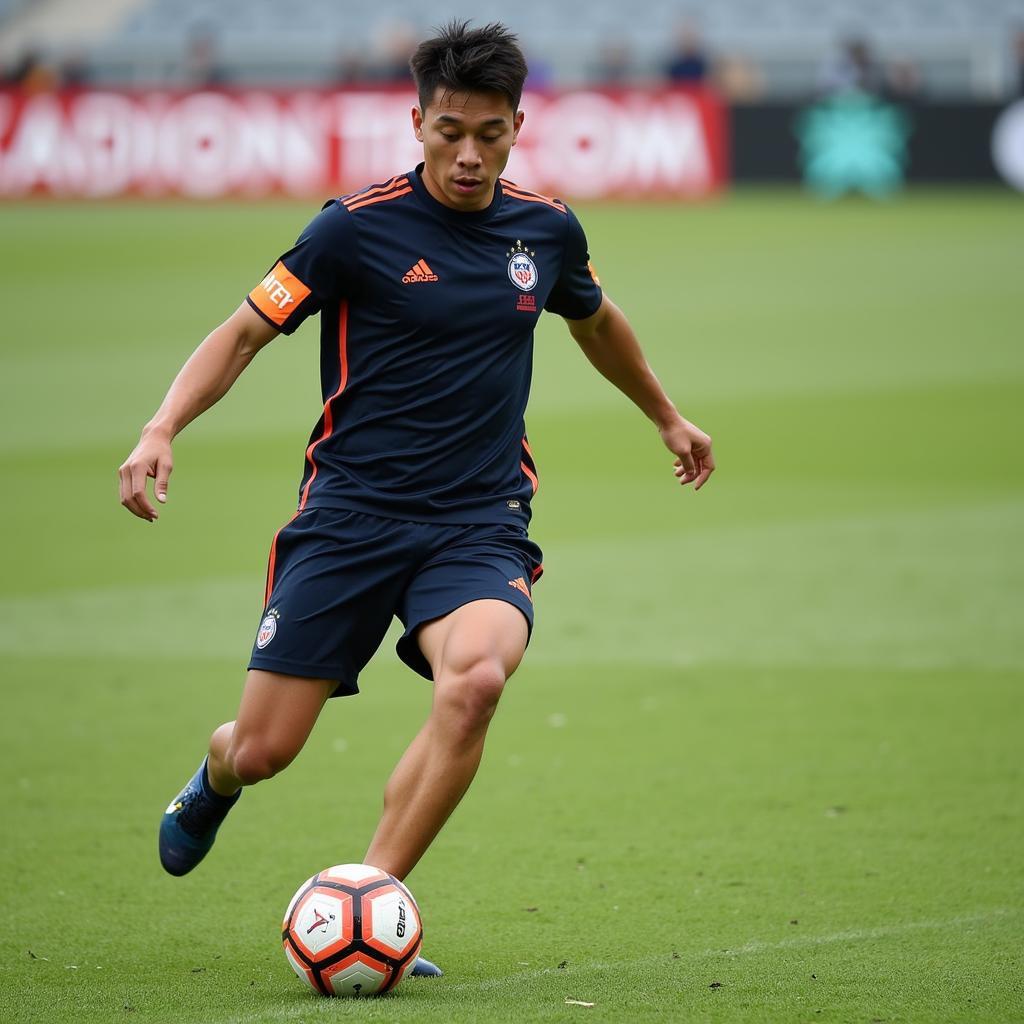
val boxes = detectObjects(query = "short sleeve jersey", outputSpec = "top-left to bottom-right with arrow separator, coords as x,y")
246,163 -> 603,526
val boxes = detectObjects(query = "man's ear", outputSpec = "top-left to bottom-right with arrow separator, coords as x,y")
412,106 -> 424,141
511,109 -> 525,145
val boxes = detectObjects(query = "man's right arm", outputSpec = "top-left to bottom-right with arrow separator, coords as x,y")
118,302 -> 280,522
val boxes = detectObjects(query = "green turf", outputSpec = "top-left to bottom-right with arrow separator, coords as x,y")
1,190 -> 1022,1023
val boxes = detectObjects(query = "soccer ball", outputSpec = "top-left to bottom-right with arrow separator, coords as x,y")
282,863 -> 423,997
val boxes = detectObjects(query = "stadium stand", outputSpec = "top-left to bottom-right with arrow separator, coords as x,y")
3,0 -> 1024,96
0,0 -> 31,22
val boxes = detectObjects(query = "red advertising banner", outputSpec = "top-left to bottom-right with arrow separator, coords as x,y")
0,87 -> 727,200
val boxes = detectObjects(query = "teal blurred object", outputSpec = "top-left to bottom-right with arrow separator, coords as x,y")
796,92 -> 912,198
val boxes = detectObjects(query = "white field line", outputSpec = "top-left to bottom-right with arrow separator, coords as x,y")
443,908 -> 1016,993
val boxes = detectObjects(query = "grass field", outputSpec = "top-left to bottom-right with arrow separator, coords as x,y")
1,189 -> 1022,1023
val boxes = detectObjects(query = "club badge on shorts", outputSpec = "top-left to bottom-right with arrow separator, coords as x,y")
507,240 -> 538,291
256,608 -> 280,649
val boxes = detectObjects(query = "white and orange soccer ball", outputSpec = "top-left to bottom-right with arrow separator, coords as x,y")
282,863 -> 423,997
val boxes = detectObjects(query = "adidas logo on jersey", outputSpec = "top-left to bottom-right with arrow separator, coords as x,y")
402,259 -> 439,284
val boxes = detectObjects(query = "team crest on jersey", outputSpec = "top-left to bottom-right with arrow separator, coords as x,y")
256,607 -> 280,649
507,240 -> 538,292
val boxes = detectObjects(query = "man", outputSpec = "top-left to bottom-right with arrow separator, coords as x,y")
118,20 -> 714,976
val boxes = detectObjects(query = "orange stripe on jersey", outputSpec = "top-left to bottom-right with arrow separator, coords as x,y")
248,260 -> 312,326
264,510 -> 300,608
416,259 -> 433,276
500,180 -> 566,213
500,177 -> 564,201
299,300 -> 349,510
503,189 -> 567,213
521,436 -> 539,493
341,176 -> 405,207
501,179 -> 561,202
345,185 -> 413,212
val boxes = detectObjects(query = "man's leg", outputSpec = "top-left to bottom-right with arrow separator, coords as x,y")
363,599 -> 529,881
160,669 -> 335,875
207,670 -> 336,792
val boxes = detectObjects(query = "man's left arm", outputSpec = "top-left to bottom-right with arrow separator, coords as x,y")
565,294 -> 715,490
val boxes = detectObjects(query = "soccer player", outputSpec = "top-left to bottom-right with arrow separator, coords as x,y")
118,20 -> 714,977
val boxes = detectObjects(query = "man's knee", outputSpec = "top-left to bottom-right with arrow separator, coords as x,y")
229,737 -> 295,786
433,657 -> 508,740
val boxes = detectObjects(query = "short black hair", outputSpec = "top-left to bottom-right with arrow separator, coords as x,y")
409,20 -> 528,114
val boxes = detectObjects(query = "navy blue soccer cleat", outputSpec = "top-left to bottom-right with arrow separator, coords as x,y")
410,955 -> 443,978
159,757 -> 240,876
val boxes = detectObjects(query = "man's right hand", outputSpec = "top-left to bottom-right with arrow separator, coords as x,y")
116,303 -> 280,523
119,428 -> 173,521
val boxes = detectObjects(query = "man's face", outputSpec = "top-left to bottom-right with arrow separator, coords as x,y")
412,87 -> 524,211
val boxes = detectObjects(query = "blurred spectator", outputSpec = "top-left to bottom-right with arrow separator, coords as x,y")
4,50 -> 59,92
524,52 -> 553,90
333,50 -> 370,86
818,37 -> 881,96
883,58 -> 923,102
714,54 -> 764,102
593,39 -> 632,85
184,26 -> 228,87
664,23 -> 710,84
373,19 -> 416,83
60,51 -> 92,89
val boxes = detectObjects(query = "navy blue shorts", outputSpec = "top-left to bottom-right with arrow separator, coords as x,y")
247,508 -> 544,696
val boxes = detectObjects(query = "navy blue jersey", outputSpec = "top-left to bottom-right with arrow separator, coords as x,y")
247,163 -> 603,525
